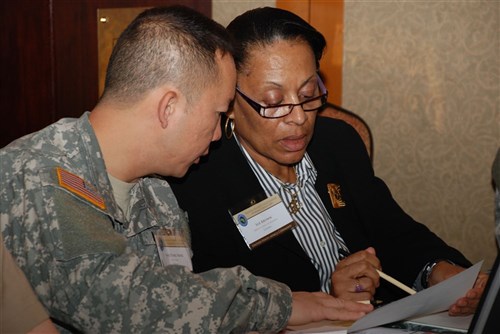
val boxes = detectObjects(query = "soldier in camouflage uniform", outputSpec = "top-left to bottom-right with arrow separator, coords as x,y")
0,5 -> 371,333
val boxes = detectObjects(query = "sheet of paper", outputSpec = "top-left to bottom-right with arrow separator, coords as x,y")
286,323 -> 410,334
285,320 -> 352,333
404,311 -> 473,333
356,328 -> 411,334
348,261 -> 483,332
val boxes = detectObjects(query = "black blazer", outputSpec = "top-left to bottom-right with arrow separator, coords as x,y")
169,116 -> 471,302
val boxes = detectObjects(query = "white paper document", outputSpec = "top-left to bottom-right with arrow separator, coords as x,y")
285,320 -> 352,333
404,311 -> 473,333
349,261 -> 482,332
286,261 -> 482,334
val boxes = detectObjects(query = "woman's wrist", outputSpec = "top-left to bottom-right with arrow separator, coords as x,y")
426,260 -> 462,287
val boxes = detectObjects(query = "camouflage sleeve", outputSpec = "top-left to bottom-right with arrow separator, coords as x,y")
7,229 -> 292,333
75,256 -> 292,333
0,155 -> 292,333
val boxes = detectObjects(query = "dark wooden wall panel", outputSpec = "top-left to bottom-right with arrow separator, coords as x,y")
1,0 -> 53,147
1,0 -> 211,148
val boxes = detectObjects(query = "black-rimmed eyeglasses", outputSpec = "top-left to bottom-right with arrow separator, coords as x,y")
235,74 -> 328,119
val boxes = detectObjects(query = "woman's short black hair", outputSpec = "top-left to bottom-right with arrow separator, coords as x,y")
226,7 -> 326,71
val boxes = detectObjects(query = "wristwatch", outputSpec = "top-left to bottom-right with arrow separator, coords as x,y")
421,259 -> 454,288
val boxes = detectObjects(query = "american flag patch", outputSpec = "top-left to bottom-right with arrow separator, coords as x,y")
56,167 -> 106,210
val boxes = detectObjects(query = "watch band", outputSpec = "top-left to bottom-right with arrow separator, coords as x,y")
421,259 -> 454,288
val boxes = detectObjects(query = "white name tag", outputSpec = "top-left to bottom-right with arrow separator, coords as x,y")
153,228 -> 192,270
231,194 -> 296,249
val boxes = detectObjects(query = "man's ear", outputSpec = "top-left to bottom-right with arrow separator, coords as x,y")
157,90 -> 178,129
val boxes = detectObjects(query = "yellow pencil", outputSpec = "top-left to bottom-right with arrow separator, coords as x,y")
377,269 -> 416,295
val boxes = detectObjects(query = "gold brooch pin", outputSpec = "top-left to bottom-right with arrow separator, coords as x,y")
327,183 -> 346,208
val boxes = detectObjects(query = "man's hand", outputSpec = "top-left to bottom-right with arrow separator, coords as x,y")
331,247 -> 381,302
429,261 -> 489,316
288,291 -> 373,326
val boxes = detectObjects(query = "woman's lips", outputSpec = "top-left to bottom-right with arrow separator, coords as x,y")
280,135 -> 308,151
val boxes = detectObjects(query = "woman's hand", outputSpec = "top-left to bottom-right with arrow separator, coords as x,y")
331,247 -> 381,302
428,261 -> 489,316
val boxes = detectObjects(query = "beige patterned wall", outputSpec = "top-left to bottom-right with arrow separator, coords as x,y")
212,0 -> 274,27
343,1 -> 500,269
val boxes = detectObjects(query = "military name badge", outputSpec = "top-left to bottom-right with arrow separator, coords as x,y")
229,194 -> 296,250
153,228 -> 192,271
327,183 -> 346,208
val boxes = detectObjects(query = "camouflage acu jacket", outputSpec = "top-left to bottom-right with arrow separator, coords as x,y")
0,112 -> 291,333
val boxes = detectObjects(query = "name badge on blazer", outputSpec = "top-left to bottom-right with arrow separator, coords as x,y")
327,183 -> 346,208
229,194 -> 296,250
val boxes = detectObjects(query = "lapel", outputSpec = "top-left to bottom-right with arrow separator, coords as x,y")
217,133 -> 314,263
307,117 -> 370,252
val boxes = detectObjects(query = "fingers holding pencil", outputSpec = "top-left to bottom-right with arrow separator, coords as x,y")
336,247 -> 416,297
331,247 -> 381,301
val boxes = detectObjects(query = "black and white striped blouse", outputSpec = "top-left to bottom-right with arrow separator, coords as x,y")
235,136 -> 348,293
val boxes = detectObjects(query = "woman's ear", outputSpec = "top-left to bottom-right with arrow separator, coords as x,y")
157,90 -> 178,129
226,107 -> 235,120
